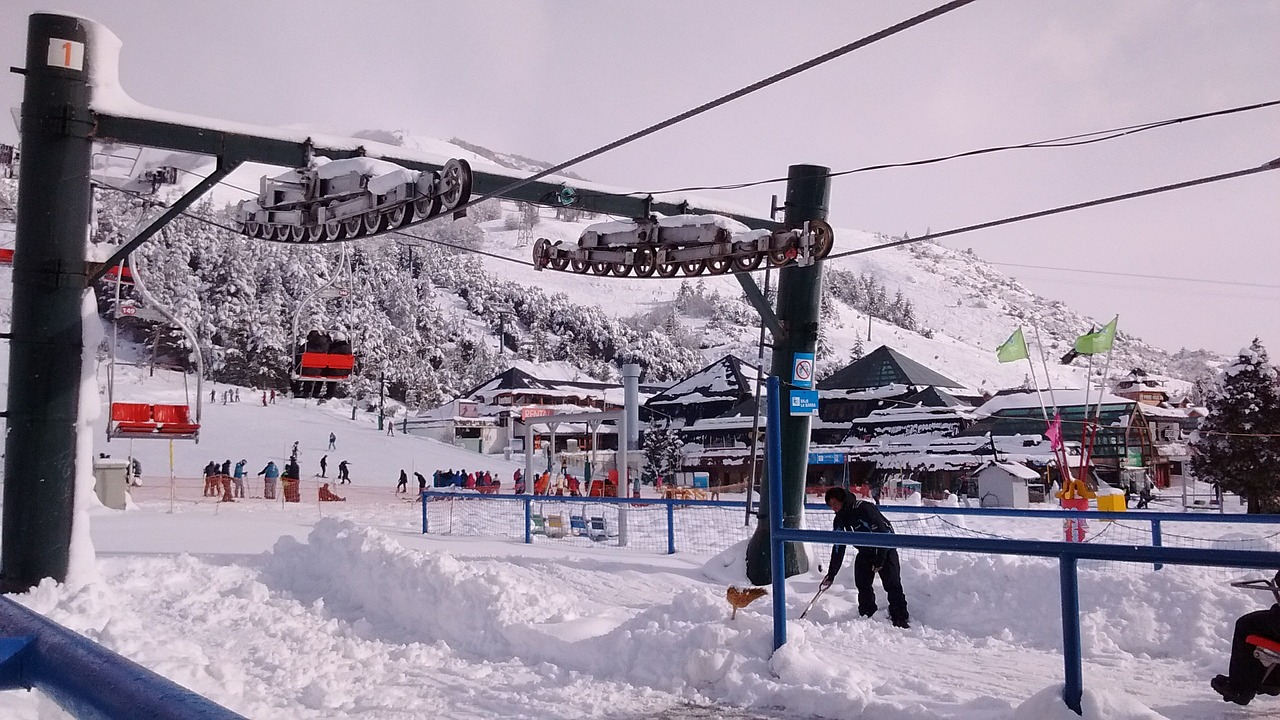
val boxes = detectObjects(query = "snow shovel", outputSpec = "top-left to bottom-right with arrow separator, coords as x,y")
799,583 -> 830,620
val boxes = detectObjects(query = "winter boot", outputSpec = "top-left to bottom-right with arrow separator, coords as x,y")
1212,675 -> 1252,705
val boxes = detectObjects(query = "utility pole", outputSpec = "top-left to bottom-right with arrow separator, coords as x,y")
745,165 -> 830,585
378,371 -> 385,431
1,15 -> 94,591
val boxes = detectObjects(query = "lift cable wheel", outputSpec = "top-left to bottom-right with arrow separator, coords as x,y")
532,216 -> 834,278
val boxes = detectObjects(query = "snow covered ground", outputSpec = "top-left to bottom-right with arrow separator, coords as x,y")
0,348 -> 1274,718
0,220 -> 1274,718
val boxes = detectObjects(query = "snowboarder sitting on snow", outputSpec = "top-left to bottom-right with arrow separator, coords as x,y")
821,487 -> 910,629
1213,577 -> 1280,705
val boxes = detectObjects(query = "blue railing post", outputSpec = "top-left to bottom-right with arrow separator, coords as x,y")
766,376 -> 787,651
1059,556 -> 1083,715
1151,520 -> 1163,571
666,502 -> 676,554
524,496 -> 533,544
421,491 -> 428,534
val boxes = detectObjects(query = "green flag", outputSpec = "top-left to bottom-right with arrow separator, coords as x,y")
1073,316 -> 1118,355
996,328 -> 1029,363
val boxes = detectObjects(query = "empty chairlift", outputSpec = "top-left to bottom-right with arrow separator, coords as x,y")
105,255 -> 202,442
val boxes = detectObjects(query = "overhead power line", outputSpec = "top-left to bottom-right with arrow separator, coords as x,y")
988,261 -> 1280,291
415,0 -> 979,223
618,98 -> 1280,196
824,158 -> 1280,261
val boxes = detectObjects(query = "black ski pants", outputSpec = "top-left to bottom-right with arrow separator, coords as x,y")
1228,605 -> 1280,699
853,549 -> 909,623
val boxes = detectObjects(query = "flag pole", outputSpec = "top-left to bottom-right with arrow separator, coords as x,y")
1078,352 -> 1095,482
1032,325 -> 1059,415
1024,353 -> 1048,423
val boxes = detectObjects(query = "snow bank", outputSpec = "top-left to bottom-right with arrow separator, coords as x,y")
1014,685 -> 1169,720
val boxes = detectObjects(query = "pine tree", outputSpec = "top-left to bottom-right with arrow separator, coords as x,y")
850,335 -> 865,362
1190,339 -> 1280,513
643,422 -> 683,483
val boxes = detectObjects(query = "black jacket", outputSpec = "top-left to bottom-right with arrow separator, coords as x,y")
827,498 -> 895,580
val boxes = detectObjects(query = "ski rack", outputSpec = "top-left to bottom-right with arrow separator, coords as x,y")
235,156 -> 473,244
531,217 -> 834,277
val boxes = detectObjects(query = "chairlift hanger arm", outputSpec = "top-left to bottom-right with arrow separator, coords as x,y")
87,157 -> 241,285
90,112 -> 779,231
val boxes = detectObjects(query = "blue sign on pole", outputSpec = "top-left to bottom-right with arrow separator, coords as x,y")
789,389 -> 819,416
808,452 -> 845,465
791,352 -> 815,389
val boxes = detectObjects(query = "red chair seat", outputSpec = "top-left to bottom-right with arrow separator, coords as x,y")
1248,635 -> 1280,655
111,402 -> 153,422
151,404 -> 191,424
158,423 -> 199,434
114,421 -> 158,433
0,248 -> 13,265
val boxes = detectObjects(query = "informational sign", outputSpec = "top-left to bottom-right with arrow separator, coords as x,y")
789,389 -> 819,416
47,38 -> 85,71
808,452 -> 846,465
520,406 -> 553,421
792,352 -> 815,388
1124,447 -> 1143,468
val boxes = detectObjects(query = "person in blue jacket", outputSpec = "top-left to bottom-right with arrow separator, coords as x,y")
258,461 -> 280,500
821,487 -> 910,628
232,459 -> 247,498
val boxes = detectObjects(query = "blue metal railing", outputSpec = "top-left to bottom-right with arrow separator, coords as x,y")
421,490 -> 747,554
422,488 -> 1280,561
760,376 -> 1280,716
0,596 -> 246,719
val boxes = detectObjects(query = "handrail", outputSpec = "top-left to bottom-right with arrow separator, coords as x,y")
0,596 -> 246,719
761,375 -> 1280,716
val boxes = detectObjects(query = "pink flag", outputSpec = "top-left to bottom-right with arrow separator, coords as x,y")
1046,413 -> 1063,451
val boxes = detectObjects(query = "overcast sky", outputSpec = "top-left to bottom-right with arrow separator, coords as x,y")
3,1 -> 1277,357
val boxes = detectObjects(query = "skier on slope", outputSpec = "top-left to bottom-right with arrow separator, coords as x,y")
258,461 -> 280,500
396,469 -> 408,493
820,487 -> 910,628
337,460 -> 350,484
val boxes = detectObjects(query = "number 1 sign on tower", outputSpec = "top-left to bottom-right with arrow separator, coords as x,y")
47,38 -> 84,71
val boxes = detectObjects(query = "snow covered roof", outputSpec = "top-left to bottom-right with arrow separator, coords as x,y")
904,386 -> 969,408
974,388 -> 1133,418
853,405 -> 976,425
818,346 -> 964,392
646,355 -> 758,407
979,461 -> 1042,480
1137,403 -> 1192,419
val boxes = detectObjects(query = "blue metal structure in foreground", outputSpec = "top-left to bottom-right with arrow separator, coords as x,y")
762,377 -> 1280,716
0,596 -> 246,719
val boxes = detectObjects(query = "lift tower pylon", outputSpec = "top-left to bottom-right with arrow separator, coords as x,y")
2,14 -> 94,591
745,165 -> 830,585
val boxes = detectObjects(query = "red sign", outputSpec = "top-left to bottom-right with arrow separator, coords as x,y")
521,407 -> 553,421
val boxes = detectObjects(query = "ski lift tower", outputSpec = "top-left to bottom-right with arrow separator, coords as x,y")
4,12 -> 827,592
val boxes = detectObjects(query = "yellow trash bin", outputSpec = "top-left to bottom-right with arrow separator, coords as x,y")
1096,493 -> 1126,512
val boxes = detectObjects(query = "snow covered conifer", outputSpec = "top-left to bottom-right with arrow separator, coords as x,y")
1190,339 -> 1280,513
